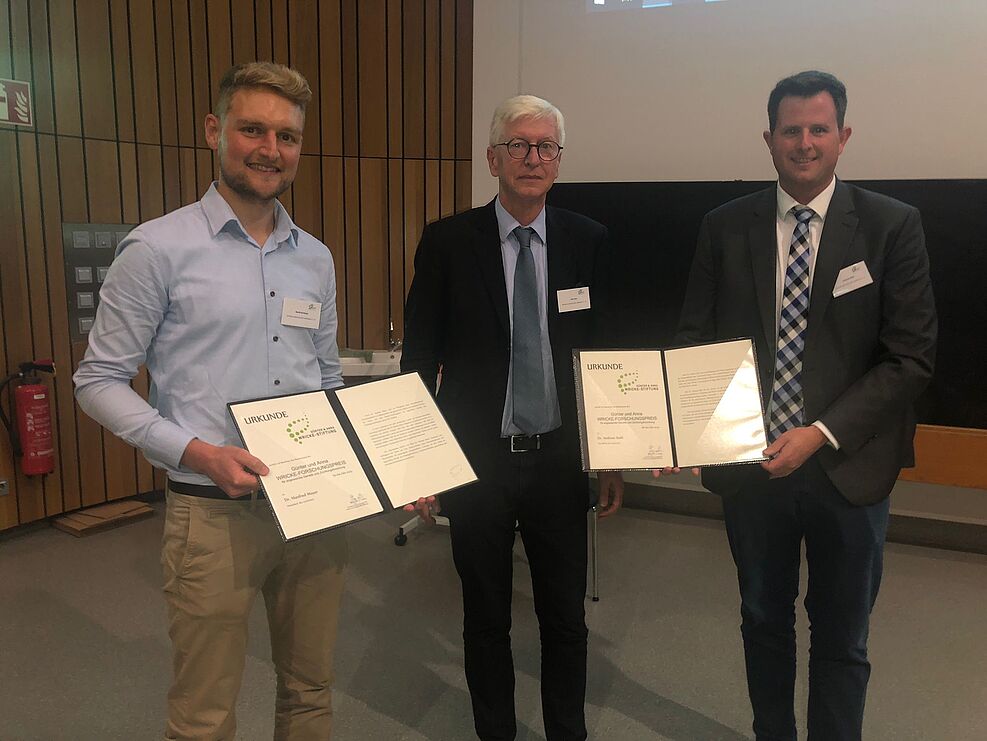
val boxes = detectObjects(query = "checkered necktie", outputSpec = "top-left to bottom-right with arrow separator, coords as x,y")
511,226 -> 547,434
768,206 -> 815,442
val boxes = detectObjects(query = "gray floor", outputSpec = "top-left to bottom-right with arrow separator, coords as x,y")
1,504 -> 985,740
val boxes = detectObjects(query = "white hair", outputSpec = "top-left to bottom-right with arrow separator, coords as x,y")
488,94 -> 566,146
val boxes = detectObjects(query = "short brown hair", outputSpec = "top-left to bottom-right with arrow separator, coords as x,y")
214,62 -> 312,121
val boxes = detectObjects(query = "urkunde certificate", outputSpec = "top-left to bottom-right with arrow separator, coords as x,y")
573,339 -> 768,471
229,373 -> 476,540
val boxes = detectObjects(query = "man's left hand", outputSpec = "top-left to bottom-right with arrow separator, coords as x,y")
596,471 -> 624,518
761,426 -> 827,479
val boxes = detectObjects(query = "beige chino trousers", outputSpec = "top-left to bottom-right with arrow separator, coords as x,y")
162,489 -> 347,740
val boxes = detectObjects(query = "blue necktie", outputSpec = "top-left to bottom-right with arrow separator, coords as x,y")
511,226 -> 547,434
768,206 -> 815,442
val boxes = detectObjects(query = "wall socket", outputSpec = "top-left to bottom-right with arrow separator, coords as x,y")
0,479 -> 8,496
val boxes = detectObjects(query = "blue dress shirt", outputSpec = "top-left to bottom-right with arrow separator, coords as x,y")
495,198 -> 562,436
74,184 -> 343,485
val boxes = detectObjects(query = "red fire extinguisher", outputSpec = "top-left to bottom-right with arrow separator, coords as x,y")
0,360 -> 56,476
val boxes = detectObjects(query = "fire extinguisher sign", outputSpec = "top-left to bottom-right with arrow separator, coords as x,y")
0,78 -> 33,127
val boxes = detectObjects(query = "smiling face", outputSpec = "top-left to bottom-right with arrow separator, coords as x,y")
204,87 -> 304,207
764,91 -> 851,204
486,115 -> 562,217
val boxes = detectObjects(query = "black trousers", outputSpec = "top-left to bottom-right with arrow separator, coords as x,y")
720,458 -> 890,741
443,431 -> 589,741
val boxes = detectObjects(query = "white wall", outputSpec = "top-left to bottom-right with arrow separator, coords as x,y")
472,0 -> 987,204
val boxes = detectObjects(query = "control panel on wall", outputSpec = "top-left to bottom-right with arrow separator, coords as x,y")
61,223 -> 135,342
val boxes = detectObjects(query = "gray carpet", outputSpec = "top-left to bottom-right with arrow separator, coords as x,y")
1,503 -> 985,740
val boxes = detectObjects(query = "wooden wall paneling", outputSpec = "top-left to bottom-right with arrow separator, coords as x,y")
343,157 -> 363,346
288,0 -> 320,155
76,0 -> 117,141
0,261 -> 16,530
137,144 -> 165,221
230,0 -> 257,65
206,0 -> 233,100
271,0 -> 289,65
129,0 -> 160,144
425,159 -> 440,225
340,0 -> 359,157
387,160 -> 405,342
455,0 -> 472,160
1,130 -> 44,523
402,0 -> 425,159
48,0 -> 83,138
359,158 -> 389,349
162,146 -> 182,214
455,159 -> 471,213
195,147 -> 214,198
899,426 -> 987,490
155,0 -> 179,147
423,0 -> 440,159
386,0 -> 403,157
318,0 -> 343,156
357,0 -> 387,158
109,0 -> 135,142
85,138 -> 138,503
37,135 -> 80,513
119,142 -> 140,223
0,0 -> 9,76
26,0 -> 55,134
189,0 -> 210,148
153,465 -> 166,492
56,137 -> 109,508
17,132 -> 60,520
440,160 -> 455,219
403,159 -> 425,293
178,147 -> 197,206
290,154 -> 323,239
255,0 -> 273,62
439,0 -> 456,160
171,0 -> 194,148
322,157 -> 347,347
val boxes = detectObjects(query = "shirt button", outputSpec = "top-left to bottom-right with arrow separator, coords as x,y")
274,379 -> 281,386
273,336 -> 279,342
270,290 -> 276,297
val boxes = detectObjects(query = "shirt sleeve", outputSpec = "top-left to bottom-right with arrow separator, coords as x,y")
72,234 -> 195,469
315,247 -> 344,391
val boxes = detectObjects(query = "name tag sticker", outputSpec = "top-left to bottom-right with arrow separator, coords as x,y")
281,298 -> 322,329
557,286 -> 592,313
832,261 -> 874,298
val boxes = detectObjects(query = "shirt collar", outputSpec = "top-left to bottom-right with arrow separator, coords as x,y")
776,175 -> 837,222
495,196 -> 547,247
200,182 -> 300,248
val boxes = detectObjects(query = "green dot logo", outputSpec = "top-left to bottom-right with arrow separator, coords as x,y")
285,416 -> 310,444
616,371 -> 639,395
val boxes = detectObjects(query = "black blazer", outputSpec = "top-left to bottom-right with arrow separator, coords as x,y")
677,182 -> 937,505
401,200 -> 611,478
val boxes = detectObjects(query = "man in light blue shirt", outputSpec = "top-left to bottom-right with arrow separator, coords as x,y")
74,62 -> 347,741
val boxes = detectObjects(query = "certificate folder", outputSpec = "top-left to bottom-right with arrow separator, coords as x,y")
229,372 -> 477,541
573,338 -> 769,471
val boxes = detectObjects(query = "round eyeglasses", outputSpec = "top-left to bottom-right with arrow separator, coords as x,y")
495,138 -> 563,162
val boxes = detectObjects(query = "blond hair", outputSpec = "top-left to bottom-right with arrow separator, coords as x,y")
214,62 -> 312,121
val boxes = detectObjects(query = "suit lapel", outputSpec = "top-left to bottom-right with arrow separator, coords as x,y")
806,182 -> 858,345
546,207 -> 579,334
471,201 -> 511,337
748,188 -> 778,348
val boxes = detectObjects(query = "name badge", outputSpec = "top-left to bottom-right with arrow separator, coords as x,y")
832,261 -> 874,298
281,298 -> 322,329
557,286 -> 591,313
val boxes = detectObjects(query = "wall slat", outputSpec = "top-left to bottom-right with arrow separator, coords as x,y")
48,0 -> 83,138
26,0 -> 56,135
357,0 -> 387,158
155,0 -> 179,148
109,0 -> 135,142
360,158 -> 389,348
76,1 -> 116,141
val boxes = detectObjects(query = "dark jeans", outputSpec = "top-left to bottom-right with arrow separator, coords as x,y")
444,433 -> 589,741
720,459 -> 890,741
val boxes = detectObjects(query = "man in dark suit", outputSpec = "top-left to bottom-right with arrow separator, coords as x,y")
401,95 -> 623,741
676,71 -> 937,740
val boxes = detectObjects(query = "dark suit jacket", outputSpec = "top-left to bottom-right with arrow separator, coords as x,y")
677,181 -> 937,505
401,200 -> 611,490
